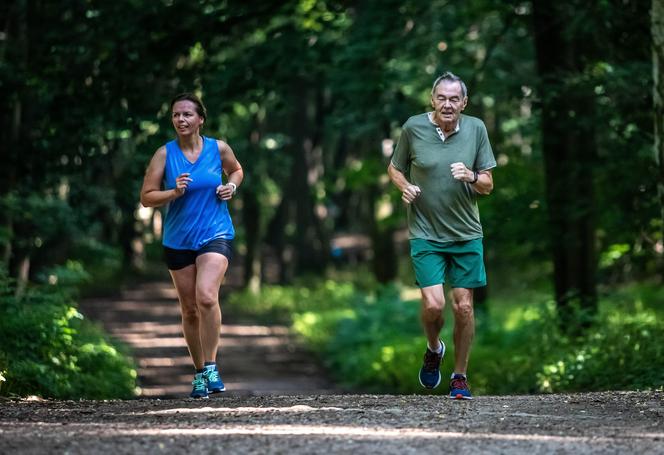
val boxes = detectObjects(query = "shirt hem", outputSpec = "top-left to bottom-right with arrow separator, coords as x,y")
163,233 -> 235,251
408,234 -> 483,243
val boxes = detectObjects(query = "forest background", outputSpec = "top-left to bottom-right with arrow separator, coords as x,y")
1,0 -> 663,399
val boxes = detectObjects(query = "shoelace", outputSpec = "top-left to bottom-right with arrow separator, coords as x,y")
205,369 -> 220,383
192,377 -> 206,391
450,377 -> 469,391
423,350 -> 441,371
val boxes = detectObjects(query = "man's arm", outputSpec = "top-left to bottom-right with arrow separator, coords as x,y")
388,163 -> 421,204
472,170 -> 493,195
450,162 -> 493,195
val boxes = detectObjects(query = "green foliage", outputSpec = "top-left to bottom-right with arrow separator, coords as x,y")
1,0 -> 657,294
232,280 -> 664,395
0,270 -> 137,399
35,260 -> 91,291
537,312 -> 664,393
227,279 -> 359,324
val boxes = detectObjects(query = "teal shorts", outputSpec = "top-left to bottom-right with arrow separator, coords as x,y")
410,238 -> 486,288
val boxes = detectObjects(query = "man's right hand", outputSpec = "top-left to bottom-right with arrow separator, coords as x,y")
402,184 -> 421,204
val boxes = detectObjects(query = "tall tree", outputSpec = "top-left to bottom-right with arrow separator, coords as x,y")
532,1 -> 599,328
654,0 -> 664,279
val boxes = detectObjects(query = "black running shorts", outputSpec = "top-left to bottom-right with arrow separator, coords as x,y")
164,238 -> 233,270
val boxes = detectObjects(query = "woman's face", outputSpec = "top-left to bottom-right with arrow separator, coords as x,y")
171,100 -> 204,136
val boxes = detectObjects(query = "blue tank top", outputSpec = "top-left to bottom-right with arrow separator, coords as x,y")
162,136 -> 235,250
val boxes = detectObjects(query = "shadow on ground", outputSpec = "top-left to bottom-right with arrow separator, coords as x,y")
79,281 -> 337,398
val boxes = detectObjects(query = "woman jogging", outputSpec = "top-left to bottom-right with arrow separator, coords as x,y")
140,92 -> 243,398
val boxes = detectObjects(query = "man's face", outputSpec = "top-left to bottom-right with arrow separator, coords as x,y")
431,80 -> 467,125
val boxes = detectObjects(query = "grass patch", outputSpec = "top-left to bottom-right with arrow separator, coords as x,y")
226,279 -> 664,395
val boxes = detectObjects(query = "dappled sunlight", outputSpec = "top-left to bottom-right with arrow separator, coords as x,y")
122,285 -> 178,300
139,356 -> 192,367
218,336 -> 287,348
117,336 -> 188,348
109,301 -> 182,317
81,282 -> 336,397
143,405 -> 347,415
138,384 -> 192,397
221,325 -> 290,336
399,286 -> 421,301
13,423 -> 663,443
109,322 -> 183,336
138,378 -> 331,397
128,427 -> 664,442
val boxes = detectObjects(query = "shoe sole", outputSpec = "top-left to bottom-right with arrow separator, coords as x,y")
449,394 -> 472,400
208,387 -> 226,393
190,395 -> 209,399
418,340 -> 446,389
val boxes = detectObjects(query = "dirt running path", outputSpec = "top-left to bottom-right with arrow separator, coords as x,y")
1,392 -> 662,454
79,281 -> 336,397
4,281 -> 664,453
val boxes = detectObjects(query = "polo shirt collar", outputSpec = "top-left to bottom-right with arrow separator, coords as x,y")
428,111 -> 460,142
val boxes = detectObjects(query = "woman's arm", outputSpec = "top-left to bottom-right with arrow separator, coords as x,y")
216,140 -> 244,201
140,146 -> 191,207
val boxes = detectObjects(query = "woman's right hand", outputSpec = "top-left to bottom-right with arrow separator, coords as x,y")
174,173 -> 192,196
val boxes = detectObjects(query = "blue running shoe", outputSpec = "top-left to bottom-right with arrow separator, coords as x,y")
449,373 -> 472,400
418,340 -> 445,389
190,373 -> 209,399
203,366 -> 226,393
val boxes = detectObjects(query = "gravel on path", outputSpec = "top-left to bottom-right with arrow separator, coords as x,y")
0,391 -> 662,454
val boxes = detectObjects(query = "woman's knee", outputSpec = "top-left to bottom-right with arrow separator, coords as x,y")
180,299 -> 199,322
196,290 -> 219,310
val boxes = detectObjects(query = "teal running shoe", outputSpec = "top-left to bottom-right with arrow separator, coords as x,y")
203,366 -> 226,393
418,340 -> 445,389
449,373 -> 472,400
190,373 -> 209,399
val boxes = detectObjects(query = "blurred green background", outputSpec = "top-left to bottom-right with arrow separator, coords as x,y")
1,0 -> 662,398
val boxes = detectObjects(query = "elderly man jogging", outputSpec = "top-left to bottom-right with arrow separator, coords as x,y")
388,72 -> 496,399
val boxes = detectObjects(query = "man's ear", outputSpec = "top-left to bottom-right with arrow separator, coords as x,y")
461,97 -> 468,110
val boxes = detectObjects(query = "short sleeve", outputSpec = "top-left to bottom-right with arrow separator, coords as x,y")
390,124 -> 411,173
474,121 -> 497,171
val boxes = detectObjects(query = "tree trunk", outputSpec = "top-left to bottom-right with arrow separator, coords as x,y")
288,81 -> 328,276
266,198 -> 290,284
653,0 -> 664,279
532,1 -> 598,330
3,0 -> 27,278
368,185 -> 398,283
243,187 -> 262,292
369,132 -> 398,283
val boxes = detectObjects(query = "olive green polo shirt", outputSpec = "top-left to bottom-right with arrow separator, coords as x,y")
391,112 -> 496,242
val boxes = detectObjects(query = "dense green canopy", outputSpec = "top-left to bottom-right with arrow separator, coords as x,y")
0,0 -> 658,320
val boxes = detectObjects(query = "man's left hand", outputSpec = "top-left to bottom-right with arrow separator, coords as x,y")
450,162 -> 473,182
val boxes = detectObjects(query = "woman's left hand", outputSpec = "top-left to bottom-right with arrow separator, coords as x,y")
216,183 -> 235,201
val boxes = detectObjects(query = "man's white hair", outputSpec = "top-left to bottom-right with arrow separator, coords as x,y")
431,72 -> 468,98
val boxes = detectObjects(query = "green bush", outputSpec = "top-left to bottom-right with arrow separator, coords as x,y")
537,311 -> 664,392
0,270 -> 137,399
226,279 -> 359,324
232,280 -> 664,395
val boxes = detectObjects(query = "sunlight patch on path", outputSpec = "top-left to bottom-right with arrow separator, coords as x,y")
143,405 -> 350,415
3,422 -> 662,444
